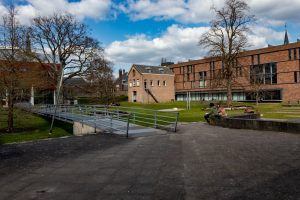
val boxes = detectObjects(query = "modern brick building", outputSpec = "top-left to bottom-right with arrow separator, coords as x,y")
128,64 -> 175,103
169,36 -> 300,103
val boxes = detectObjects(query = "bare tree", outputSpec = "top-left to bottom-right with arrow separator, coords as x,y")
31,13 -> 103,133
85,58 -> 115,105
199,0 -> 255,106
246,64 -> 267,105
0,6 -> 48,132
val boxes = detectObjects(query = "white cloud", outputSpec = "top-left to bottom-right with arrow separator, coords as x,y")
0,0 -> 112,25
105,24 -> 285,67
105,25 -> 209,65
119,0 -> 300,26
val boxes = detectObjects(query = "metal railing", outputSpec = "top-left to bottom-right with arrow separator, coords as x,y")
104,105 -> 179,132
18,104 -> 179,135
19,104 -> 133,137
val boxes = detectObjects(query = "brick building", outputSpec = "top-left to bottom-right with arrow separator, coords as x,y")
128,64 -> 175,103
115,69 -> 128,96
169,36 -> 300,103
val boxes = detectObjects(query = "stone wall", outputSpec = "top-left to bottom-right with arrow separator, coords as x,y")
216,114 -> 300,134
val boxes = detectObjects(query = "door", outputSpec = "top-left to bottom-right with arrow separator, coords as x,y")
132,91 -> 137,102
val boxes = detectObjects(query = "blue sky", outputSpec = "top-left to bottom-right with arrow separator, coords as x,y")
1,0 -> 300,75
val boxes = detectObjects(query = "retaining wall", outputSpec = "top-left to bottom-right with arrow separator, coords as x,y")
216,114 -> 300,134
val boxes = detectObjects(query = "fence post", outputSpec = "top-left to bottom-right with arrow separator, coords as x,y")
126,114 -> 131,138
174,112 -> 179,132
154,111 -> 157,128
110,113 -> 113,128
117,107 -> 120,120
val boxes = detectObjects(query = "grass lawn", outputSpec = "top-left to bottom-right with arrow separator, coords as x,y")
254,103 -> 300,120
0,108 -> 72,144
119,101 -> 300,122
120,101 -> 245,122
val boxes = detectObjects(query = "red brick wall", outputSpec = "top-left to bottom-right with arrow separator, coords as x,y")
169,42 -> 300,103
128,67 -> 175,103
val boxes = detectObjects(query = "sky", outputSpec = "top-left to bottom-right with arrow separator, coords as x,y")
1,0 -> 300,76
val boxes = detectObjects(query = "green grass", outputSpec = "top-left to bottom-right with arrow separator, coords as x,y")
0,108 -> 72,144
119,102 -> 300,122
254,103 -> 300,120
120,101 -> 245,122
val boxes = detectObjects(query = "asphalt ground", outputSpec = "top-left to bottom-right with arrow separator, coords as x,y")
0,123 -> 299,200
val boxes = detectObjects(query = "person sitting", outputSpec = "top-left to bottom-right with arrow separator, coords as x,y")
244,107 -> 255,113
218,105 -> 227,118
204,103 -> 218,124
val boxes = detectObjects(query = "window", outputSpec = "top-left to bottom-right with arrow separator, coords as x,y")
210,62 -> 215,79
288,49 -> 292,60
236,66 -> 242,77
250,62 -> 277,85
133,79 -> 136,87
133,70 -> 135,77
257,54 -> 260,64
294,48 -> 297,59
180,66 -> 184,74
295,71 -> 300,83
187,65 -> 192,73
251,55 -> 254,65
157,80 -> 161,86
129,81 -> 132,87
136,79 -> 140,86
187,73 -> 190,81
150,80 -> 153,86
163,80 -> 167,86
199,71 -> 207,88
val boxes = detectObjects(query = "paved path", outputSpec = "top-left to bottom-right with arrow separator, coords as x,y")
0,123 -> 299,200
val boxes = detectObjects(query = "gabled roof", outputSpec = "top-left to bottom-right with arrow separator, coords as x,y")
132,64 -> 173,75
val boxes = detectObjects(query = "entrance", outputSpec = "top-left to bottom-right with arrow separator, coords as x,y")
132,91 -> 137,102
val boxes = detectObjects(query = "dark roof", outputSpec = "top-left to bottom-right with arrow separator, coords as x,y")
132,64 -> 173,75
0,48 -> 59,63
64,77 -> 86,86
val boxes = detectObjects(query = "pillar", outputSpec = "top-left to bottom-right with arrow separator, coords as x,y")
30,86 -> 34,106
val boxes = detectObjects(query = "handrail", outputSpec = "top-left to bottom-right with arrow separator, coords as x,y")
18,103 -> 179,132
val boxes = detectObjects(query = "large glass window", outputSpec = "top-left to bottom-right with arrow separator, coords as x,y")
250,63 -> 277,85
199,71 -> 207,88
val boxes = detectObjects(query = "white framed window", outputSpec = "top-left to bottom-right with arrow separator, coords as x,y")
163,80 -> 166,86
150,80 -> 153,86
157,80 -> 161,86
133,79 -> 136,87
136,79 -> 140,86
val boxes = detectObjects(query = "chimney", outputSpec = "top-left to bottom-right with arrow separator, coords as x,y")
119,69 -> 122,79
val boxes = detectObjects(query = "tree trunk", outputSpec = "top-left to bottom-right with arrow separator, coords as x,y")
226,76 -> 232,107
7,94 -> 14,132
